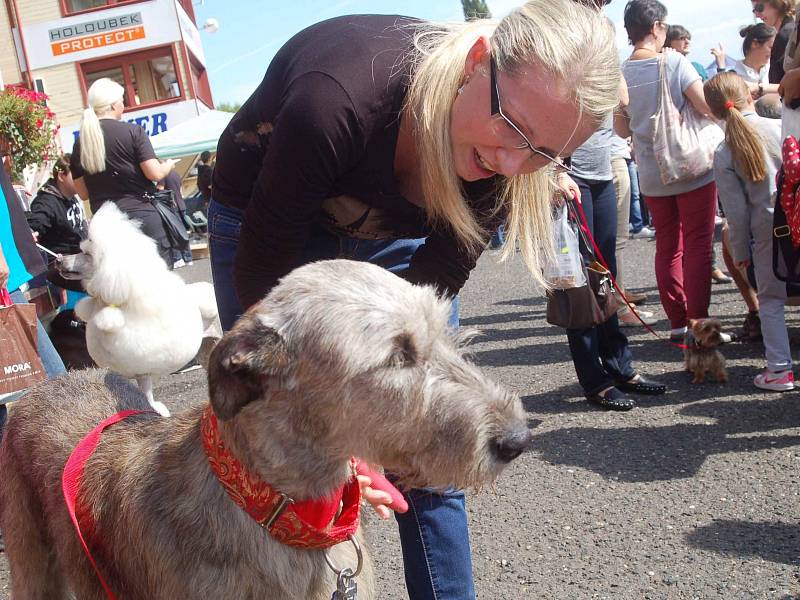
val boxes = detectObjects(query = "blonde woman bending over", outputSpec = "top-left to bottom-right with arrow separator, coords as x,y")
207,1 -> 619,598
70,78 -> 177,265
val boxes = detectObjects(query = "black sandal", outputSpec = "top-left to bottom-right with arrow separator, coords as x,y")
616,375 -> 667,396
586,387 -> 635,411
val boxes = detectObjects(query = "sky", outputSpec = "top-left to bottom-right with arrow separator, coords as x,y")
193,0 -> 757,106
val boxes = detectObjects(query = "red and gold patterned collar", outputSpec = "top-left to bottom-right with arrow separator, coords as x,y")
200,405 -> 361,550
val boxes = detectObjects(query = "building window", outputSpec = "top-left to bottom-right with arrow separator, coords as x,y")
62,0 -> 146,16
66,0 -> 105,11
81,47 -> 182,109
189,55 -> 213,108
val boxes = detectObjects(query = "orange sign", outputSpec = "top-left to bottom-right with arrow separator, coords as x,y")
51,26 -> 145,56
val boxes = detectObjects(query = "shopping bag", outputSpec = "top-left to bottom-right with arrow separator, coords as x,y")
651,50 -> 723,185
0,288 -> 46,394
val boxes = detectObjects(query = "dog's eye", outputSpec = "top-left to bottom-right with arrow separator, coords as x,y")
388,333 -> 416,368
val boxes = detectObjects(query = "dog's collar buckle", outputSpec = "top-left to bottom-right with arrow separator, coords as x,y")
262,492 -> 294,530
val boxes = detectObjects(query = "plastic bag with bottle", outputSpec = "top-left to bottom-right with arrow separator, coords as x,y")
544,204 -> 586,289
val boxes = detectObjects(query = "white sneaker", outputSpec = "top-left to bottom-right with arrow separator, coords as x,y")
669,326 -> 687,342
173,259 -> 186,269
753,369 -> 795,391
630,226 -> 655,239
719,332 -> 734,344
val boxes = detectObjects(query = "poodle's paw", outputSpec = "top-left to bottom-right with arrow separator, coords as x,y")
189,282 -> 219,321
74,296 -> 96,322
93,306 -> 125,332
149,399 -> 171,418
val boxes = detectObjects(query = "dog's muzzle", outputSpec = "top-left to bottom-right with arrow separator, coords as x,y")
57,253 -> 94,280
492,425 -> 533,463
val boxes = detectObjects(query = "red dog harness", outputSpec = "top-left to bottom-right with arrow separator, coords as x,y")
62,407 -> 363,599
62,410 -> 152,600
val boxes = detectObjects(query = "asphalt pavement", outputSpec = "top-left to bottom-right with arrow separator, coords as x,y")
1,236 -> 798,599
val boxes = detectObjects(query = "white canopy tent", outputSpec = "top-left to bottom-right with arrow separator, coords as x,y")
150,109 -> 233,159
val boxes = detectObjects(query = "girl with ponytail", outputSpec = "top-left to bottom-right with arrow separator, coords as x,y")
69,78 -> 178,266
705,72 -> 795,391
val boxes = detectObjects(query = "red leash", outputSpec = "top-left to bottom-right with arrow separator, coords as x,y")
62,410 -> 153,600
567,194 -> 688,351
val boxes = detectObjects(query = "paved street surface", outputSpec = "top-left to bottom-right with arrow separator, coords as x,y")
1,237 -> 798,599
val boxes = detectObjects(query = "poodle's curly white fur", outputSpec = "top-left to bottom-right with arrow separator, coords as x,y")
75,203 -> 218,416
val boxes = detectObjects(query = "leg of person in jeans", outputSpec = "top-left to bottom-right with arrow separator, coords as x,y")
567,178 -> 634,396
627,159 -> 645,233
343,236 -> 471,600
207,199 -> 245,331
645,195 -> 687,331
676,182 -> 716,322
588,180 -> 635,382
611,157 -> 630,290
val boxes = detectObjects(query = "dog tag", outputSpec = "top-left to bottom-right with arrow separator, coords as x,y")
330,567 -> 357,600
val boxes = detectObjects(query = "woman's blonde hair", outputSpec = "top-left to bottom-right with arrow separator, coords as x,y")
79,78 -> 124,175
704,72 -> 771,183
404,0 -> 621,288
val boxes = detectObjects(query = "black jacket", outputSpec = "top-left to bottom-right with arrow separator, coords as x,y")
26,180 -> 87,255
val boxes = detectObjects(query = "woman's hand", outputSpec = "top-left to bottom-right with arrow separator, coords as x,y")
711,43 -> 726,69
355,462 -> 408,519
736,259 -> 751,271
357,474 -> 395,520
553,172 -> 580,207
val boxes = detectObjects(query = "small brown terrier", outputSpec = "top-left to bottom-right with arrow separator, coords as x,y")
684,318 -> 728,384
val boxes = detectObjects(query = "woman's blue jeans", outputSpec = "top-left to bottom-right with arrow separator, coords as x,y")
0,290 -> 67,436
207,199 -> 474,600
628,158 -> 646,233
567,178 -> 635,397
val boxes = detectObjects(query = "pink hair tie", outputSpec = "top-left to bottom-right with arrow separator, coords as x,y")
724,100 -> 735,110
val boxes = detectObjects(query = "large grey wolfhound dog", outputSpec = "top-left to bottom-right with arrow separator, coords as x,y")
0,259 -> 532,599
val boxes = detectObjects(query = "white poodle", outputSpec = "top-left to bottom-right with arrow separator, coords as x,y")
73,203 -> 218,417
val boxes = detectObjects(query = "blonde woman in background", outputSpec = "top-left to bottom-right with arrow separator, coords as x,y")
706,72 -> 795,391
69,78 -> 177,265
207,1 -> 620,598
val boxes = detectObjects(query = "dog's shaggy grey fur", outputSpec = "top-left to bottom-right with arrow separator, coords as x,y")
0,259 -> 532,599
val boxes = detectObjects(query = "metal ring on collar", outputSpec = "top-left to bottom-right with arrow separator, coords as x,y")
324,534 -> 363,578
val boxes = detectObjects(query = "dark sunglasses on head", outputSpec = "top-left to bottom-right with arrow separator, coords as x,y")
753,2 -> 766,13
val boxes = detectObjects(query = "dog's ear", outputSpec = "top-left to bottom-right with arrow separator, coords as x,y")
207,318 -> 293,420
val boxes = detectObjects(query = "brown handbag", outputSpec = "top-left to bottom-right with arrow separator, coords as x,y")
546,260 -> 620,329
545,196 -> 622,330
0,288 -> 46,394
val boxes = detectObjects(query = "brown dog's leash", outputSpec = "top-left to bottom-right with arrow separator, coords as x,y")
567,194 -> 688,351
62,410 -> 154,600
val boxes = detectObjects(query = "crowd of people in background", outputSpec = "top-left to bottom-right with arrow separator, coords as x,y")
579,0 -> 799,400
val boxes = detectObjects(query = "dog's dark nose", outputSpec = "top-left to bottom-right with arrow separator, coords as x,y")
493,426 -> 533,463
